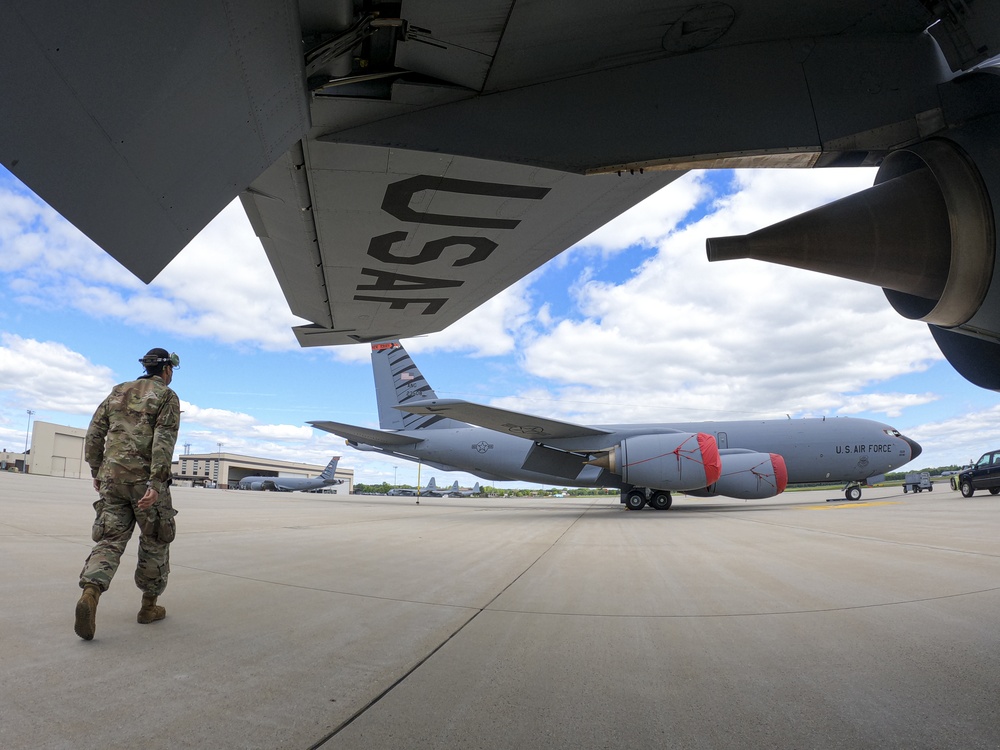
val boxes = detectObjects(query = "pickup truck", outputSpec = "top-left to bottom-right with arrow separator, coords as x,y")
953,450 -> 1000,497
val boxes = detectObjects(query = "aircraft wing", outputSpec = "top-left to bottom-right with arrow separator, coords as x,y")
253,146 -> 678,345
309,420 -> 424,447
0,2 -> 309,284
7,3 -> 1000,386
0,2 -> 677,343
396,399 -> 611,440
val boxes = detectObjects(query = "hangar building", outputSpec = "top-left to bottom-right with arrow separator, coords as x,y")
22,421 -> 353,493
25,421 -> 87,478
175,452 -> 353,493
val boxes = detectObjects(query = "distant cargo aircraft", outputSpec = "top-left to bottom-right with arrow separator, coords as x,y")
387,477 -> 439,496
442,481 -> 482,498
422,480 -> 482,497
310,343 -> 920,509
238,456 -> 343,492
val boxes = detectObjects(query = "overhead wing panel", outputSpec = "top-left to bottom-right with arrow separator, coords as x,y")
240,145 -> 331,327
285,143 -> 679,345
395,399 -> 611,440
483,0 -> 931,92
394,1 -> 512,91
0,1 -> 308,283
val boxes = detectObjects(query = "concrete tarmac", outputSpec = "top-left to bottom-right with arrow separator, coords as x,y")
2,472 -> 999,750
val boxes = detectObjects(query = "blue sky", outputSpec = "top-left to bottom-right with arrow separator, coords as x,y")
1,163 -> 998,487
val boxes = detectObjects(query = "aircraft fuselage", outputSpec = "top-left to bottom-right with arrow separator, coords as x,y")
354,417 -> 915,489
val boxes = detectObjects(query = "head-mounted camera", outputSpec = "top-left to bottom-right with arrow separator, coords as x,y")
140,350 -> 180,369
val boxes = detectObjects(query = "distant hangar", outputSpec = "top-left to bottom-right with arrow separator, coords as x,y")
176,452 -> 353,493
20,421 -> 353,493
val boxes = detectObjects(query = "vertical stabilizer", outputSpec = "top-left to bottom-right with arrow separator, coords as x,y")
371,341 -> 465,430
320,456 -> 340,480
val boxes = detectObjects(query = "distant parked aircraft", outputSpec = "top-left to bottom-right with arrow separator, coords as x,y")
421,480 -> 482,497
238,457 -> 343,492
446,481 -> 482,498
387,477 -> 439,496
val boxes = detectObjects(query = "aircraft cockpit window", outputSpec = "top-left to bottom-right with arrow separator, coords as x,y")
883,429 -> 901,437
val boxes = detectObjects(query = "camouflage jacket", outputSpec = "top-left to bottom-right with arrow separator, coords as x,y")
85,375 -> 180,491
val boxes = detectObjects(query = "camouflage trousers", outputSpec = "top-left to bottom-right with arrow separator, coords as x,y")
79,482 -> 177,596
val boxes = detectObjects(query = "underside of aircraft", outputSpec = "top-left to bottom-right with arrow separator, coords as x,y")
3,2 -> 1000,387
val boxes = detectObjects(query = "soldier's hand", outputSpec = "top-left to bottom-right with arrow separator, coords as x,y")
138,486 -> 159,510
92,479 -> 100,493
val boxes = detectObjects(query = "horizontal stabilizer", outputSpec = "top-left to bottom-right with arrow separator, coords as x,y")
396,399 -> 611,440
308,420 -> 423,447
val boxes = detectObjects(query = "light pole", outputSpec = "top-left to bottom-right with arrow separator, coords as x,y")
393,465 -> 398,489
24,409 -> 34,454
217,442 -> 223,487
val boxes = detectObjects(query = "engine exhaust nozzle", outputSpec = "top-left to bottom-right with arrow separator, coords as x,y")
706,139 -> 994,327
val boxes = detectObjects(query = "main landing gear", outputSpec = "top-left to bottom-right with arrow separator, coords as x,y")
844,483 -> 862,502
623,488 -> 673,511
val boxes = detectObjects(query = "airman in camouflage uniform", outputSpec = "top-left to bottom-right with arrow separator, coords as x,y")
75,348 -> 181,640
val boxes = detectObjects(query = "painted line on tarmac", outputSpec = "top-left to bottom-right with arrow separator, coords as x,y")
798,500 -> 902,510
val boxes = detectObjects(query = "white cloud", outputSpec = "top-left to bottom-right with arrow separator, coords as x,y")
506,169 -> 942,422
322,275 -> 539,366
565,171 -> 711,257
0,182 -> 306,350
0,334 -> 116,414
152,202 -> 307,349
833,392 -> 940,419
415,278 -> 536,356
178,402 -> 259,431
905,405 -> 1000,469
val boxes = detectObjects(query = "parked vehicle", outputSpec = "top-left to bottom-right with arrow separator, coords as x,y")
953,450 -> 1000,497
902,472 -> 932,493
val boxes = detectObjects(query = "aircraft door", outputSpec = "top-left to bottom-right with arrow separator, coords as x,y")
717,432 -> 728,450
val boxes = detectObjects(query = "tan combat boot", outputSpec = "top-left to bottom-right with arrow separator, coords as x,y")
137,594 -> 166,624
74,584 -> 101,640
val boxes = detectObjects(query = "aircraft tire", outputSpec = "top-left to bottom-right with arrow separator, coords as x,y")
961,480 -> 975,498
846,486 -> 862,502
625,491 -> 647,511
649,492 -> 672,511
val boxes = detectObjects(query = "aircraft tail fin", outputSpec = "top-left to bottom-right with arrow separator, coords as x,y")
450,481 -> 460,491
427,477 -> 437,491
371,341 -> 465,430
472,482 -> 480,493
320,456 -> 341,480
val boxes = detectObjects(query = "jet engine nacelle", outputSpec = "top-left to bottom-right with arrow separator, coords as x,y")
591,432 -> 721,490
707,103 -> 1000,391
685,451 -> 788,500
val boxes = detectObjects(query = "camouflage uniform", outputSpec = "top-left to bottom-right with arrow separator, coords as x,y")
80,374 -> 180,596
